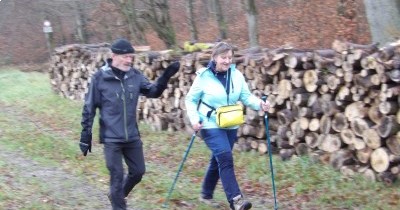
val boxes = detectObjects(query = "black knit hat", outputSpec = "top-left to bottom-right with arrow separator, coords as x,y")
111,38 -> 135,54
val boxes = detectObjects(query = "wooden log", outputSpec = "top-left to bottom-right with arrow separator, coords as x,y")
332,40 -> 379,55
309,150 -> 330,164
356,147 -> 373,164
241,124 -> 259,137
350,117 -> 374,137
305,132 -> 320,148
370,148 -> 390,173
353,73 -> 380,88
304,90 -> 317,105
340,128 -> 355,145
277,109 -> 294,126
319,97 -> 340,117
265,60 -> 285,76
279,148 -> 295,161
368,104 -> 384,124
303,70 -> 319,92
318,134 -> 341,153
237,137 -> 252,152
319,114 -> 332,134
335,86 -> 352,106
313,49 -> 336,70
284,52 -> 304,69
390,154 -> 400,164
308,118 -> 320,132
276,125 -> 289,139
397,110 -> 400,124
332,112 -> 348,132
378,171 -> 397,186
379,101 -> 399,115
298,117 -> 310,131
353,137 -> 367,150
290,120 -> 305,138
329,149 -> 356,170
387,69 -> 400,82
386,133 -> 400,155
290,89 -> 311,106
361,168 -> 376,181
340,165 -> 357,177
362,128 -> 382,149
258,142 -> 267,154
277,79 -> 292,100
377,116 -> 400,138
391,164 -> 400,175
275,138 -> 292,149
344,101 -> 368,121
250,137 -> 260,150
295,143 -> 310,156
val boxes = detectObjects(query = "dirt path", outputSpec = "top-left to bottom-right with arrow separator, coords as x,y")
0,140 -> 115,210
0,102 -> 115,210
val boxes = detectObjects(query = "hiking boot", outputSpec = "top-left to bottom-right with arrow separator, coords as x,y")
199,196 -> 221,208
232,195 -> 252,210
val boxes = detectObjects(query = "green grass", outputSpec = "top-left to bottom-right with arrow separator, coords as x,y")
0,67 -> 399,210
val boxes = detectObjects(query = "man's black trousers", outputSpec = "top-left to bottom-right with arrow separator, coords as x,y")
104,140 -> 145,210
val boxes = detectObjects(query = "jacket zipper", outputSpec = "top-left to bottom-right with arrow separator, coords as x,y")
118,78 -> 129,142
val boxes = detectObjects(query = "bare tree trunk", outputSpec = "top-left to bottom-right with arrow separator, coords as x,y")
212,0 -> 227,39
200,0 -> 210,21
186,0 -> 198,42
142,0 -> 177,48
74,1 -> 88,43
363,0 -> 400,45
126,0 -> 147,45
109,0 -> 147,45
242,0 -> 259,47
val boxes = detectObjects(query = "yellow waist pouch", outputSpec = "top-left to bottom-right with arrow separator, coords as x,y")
216,104 -> 245,128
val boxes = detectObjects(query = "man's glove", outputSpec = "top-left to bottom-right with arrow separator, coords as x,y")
163,61 -> 180,79
157,61 -> 181,88
79,131 -> 92,156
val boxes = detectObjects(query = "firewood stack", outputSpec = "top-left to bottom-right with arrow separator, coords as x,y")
49,43 -> 112,100
49,39 -> 400,184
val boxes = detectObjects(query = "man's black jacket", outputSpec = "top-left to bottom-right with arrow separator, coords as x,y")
81,59 -> 169,143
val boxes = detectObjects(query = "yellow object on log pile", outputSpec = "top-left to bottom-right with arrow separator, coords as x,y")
183,41 -> 213,52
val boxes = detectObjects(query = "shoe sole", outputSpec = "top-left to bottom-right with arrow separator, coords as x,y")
242,202 -> 252,210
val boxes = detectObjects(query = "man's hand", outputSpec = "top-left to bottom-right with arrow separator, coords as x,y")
79,131 -> 92,156
163,61 -> 180,78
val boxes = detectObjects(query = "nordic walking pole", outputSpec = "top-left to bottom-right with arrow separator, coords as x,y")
162,123 -> 201,208
262,96 -> 278,210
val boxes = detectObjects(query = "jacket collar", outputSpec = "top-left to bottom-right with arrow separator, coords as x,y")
101,58 -> 135,80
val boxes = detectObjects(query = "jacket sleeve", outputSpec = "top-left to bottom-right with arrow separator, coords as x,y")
81,73 -> 101,133
139,72 -> 168,98
140,61 -> 180,98
238,73 -> 261,111
185,74 -> 203,125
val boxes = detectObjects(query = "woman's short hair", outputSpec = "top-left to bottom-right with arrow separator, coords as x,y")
211,42 -> 234,60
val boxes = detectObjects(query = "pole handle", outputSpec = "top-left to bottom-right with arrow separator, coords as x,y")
261,95 -> 268,102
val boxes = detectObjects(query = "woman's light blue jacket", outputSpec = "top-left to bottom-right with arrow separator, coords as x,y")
185,64 -> 262,129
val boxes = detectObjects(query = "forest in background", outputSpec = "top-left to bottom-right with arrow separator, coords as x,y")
0,0 -> 399,65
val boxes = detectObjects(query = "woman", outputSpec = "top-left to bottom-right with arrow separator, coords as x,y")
185,42 -> 270,210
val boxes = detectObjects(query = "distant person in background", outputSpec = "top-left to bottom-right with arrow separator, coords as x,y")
79,38 -> 180,210
185,42 -> 270,210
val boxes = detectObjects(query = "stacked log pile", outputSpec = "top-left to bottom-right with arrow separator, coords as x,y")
49,43 -> 112,100
49,40 -> 400,184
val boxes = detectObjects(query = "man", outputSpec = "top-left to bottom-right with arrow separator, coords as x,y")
79,38 -> 180,210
